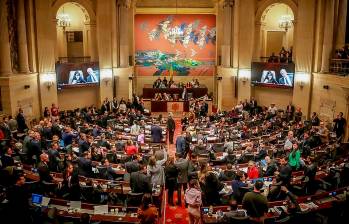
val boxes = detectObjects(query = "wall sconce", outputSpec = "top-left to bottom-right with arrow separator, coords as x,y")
46,81 -> 54,90
295,72 -> 310,90
297,81 -> 305,89
104,78 -> 111,86
238,69 -> 251,85
241,77 -> 248,84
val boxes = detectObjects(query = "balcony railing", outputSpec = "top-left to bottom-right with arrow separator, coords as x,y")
329,59 -> 349,75
57,57 -> 91,63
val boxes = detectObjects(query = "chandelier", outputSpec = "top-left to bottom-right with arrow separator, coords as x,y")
279,15 -> 293,32
56,8 -> 71,31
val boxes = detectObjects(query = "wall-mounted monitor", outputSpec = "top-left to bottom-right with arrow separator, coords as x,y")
251,62 -> 295,88
55,62 -> 100,90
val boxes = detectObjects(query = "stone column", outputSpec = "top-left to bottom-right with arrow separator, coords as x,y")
253,22 -> 262,61
118,0 -> 130,68
26,0 -> 37,73
0,0 -> 12,75
16,0 -> 29,73
321,0 -> 335,73
221,0 -> 234,67
86,22 -> 98,61
335,0 -> 347,49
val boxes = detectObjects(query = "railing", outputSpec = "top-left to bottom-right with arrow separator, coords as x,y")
330,59 -> 349,75
259,56 -> 293,63
57,56 -> 91,63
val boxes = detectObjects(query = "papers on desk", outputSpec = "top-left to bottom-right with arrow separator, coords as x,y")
69,201 -> 81,209
94,205 -> 108,215
42,197 -> 50,207
239,167 -> 248,173
219,185 -> 233,195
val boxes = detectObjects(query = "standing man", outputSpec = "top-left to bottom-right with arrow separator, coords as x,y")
151,124 -> 163,143
167,113 -> 176,144
333,112 -> 346,142
242,180 -> 268,223
176,132 -> 186,156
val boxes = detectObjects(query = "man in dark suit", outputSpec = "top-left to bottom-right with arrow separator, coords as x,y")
151,124 -> 163,143
130,164 -> 152,193
286,102 -> 295,121
333,112 -> 346,142
6,174 -> 31,223
28,132 -> 42,164
38,153 -> 54,183
174,153 -> 189,206
48,142 -> 60,172
167,113 -> 176,144
0,147 -> 14,168
250,97 -> 258,115
78,151 -> 93,177
125,155 -> 141,174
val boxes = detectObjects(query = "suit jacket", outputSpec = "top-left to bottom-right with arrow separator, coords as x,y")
125,160 -> 140,173
130,171 -> 152,193
151,125 -> 163,143
167,118 -> 176,132
175,158 -> 189,184
78,157 -> 93,177
38,161 -> 53,183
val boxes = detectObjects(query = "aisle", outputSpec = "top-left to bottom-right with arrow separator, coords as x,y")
165,118 -> 189,224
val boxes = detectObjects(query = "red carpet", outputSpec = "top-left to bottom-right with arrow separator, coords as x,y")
165,118 -> 189,224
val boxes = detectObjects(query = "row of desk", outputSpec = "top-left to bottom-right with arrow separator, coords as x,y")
142,87 -> 208,99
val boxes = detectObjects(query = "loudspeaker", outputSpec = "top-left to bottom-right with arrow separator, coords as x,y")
24,85 -> 30,89
323,85 -> 329,89
216,76 -> 222,80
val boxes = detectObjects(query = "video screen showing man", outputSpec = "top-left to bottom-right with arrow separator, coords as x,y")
278,69 -> 293,86
261,71 -> 278,84
86,67 -> 98,83
68,70 -> 86,84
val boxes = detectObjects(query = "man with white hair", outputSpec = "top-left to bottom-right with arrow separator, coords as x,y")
38,153 -> 54,183
86,67 -> 98,83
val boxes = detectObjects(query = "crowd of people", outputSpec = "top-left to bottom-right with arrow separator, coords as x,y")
0,95 -> 348,224
152,77 -> 201,89
268,47 -> 293,63
334,45 -> 349,59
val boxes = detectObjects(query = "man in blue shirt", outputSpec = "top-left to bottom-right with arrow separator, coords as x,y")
231,171 -> 248,203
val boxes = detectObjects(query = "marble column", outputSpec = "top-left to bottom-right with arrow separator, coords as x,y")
321,0 -> 335,73
16,0 -> 29,73
335,0 -> 347,49
0,0 -> 12,75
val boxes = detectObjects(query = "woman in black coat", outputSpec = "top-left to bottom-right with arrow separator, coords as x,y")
165,156 -> 178,206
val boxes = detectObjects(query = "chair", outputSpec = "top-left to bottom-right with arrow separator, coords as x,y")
126,192 -> 144,206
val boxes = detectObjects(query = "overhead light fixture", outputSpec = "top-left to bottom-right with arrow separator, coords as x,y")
279,6 -> 293,32
56,7 -> 71,32
279,15 -> 293,32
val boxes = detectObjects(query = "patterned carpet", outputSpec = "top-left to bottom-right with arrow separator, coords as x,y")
165,118 -> 190,224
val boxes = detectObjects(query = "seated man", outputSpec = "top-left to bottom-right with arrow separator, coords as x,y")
220,200 -> 247,223
38,153 -> 54,183
231,171 -> 248,203
0,147 -> 15,168
218,163 -> 236,181
263,156 -> 277,177
192,139 -> 208,156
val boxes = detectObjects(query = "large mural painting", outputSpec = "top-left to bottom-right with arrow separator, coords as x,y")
135,14 -> 216,76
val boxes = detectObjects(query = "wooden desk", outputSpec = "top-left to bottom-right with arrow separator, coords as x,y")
143,87 -> 208,99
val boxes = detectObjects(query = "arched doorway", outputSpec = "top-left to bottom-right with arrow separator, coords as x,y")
53,1 -> 97,61
254,1 -> 297,62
